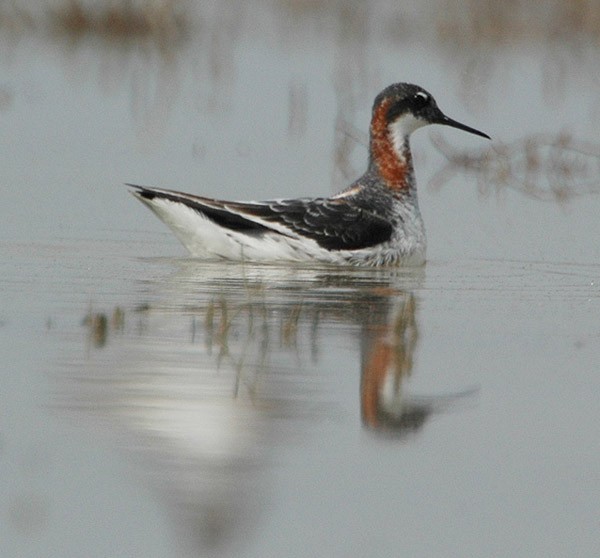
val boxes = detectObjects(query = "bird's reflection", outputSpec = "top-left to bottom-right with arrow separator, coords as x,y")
360,293 -> 475,437
71,260 -> 473,554
361,292 -> 419,433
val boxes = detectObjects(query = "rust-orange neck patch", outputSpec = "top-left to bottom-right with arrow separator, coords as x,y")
369,99 -> 414,193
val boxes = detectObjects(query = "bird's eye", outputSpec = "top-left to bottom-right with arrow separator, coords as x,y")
412,92 -> 429,109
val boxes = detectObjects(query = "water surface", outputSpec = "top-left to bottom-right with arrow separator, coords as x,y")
1,2 -> 599,557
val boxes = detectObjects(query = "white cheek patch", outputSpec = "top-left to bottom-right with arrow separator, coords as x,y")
389,114 -> 426,155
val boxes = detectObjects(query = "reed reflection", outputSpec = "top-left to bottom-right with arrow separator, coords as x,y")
73,262 -> 474,552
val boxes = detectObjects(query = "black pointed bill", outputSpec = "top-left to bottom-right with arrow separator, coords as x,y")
434,113 -> 490,140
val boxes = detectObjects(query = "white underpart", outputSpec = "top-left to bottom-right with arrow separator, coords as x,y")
389,113 -> 427,159
135,194 -> 426,266
138,196 -> 339,263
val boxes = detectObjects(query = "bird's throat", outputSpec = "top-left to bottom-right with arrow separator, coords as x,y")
369,101 -> 415,193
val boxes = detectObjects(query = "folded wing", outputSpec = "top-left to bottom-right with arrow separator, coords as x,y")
128,184 -> 393,251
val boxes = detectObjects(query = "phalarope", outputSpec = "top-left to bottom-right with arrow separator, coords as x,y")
128,83 -> 489,266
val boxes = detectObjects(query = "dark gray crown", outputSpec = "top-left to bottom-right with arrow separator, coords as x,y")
373,83 -> 438,124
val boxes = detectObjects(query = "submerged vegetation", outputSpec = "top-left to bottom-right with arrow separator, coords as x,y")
431,133 -> 600,203
51,0 -> 187,39
437,0 -> 600,43
1,0 -> 599,41
0,0 -> 188,40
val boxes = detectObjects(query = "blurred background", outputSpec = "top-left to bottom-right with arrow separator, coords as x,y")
1,2 -> 599,557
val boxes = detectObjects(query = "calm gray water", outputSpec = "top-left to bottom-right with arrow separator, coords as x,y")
1,2 -> 599,557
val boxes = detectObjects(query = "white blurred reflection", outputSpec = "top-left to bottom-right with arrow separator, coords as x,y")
63,261 -> 473,554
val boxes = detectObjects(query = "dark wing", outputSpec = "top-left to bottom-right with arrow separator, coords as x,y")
128,184 -> 274,233
226,198 -> 393,251
128,184 -> 393,251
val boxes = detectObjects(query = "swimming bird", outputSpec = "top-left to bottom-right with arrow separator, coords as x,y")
128,82 -> 489,266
